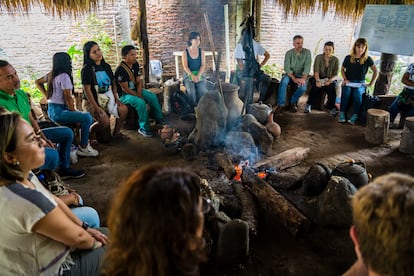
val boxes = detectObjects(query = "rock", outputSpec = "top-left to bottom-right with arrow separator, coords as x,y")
317,176 -> 357,227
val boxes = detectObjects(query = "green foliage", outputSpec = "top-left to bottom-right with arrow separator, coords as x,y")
20,78 -> 43,103
261,63 -> 284,80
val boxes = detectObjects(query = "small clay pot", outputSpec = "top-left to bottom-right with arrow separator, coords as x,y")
265,111 -> 281,138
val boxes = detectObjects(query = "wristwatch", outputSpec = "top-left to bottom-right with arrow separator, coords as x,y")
81,221 -> 89,230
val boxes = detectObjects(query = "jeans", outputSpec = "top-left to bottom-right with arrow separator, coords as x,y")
389,88 -> 414,123
42,126 -> 74,169
40,147 -> 59,171
71,206 -> 100,228
307,77 -> 337,110
277,74 -> 308,106
183,73 -> 208,106
340,80 -> 366,115
48,103 -> 93,147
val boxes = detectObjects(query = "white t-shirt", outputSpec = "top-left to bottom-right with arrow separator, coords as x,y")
0,173 -> 71,275
234,40 -> 266,61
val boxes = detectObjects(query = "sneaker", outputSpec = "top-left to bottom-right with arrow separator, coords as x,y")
290,103 -> 298,113
348,114 -> 358,125
338,112 -> 346,123
329,108 -> 337,117
77,144 -> 99,157
138,128 -> 153,138
304,104 -> 311,113
57,167 -> 85,180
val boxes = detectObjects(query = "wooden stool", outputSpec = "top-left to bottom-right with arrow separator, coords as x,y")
399,117 -> 414,154
365,109 -> 389,144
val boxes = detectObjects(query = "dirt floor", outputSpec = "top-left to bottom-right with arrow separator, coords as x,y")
68,97 -> 414,276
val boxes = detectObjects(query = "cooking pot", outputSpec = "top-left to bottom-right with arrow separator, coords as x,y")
332,160 -> 369,188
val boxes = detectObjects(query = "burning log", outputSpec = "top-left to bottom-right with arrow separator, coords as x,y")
253,147 -> 310,171
233,182 -> 259,237
215,152 -> 236,179
241,167 -> 310,236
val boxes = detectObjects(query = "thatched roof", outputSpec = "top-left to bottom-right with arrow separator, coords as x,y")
0,0 -> 101,16
0,0 -> 413,18
279,0 -> 414,19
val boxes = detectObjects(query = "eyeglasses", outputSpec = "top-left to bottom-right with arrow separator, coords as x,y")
201,197 -> 211,214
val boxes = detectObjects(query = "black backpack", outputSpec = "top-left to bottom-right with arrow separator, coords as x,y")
359,93 -> 381,124
170,90 -> 194,115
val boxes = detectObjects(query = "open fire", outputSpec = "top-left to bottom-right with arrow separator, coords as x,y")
233,160 -> 274,181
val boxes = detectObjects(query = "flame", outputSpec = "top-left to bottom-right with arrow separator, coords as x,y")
257,171 -> 267,179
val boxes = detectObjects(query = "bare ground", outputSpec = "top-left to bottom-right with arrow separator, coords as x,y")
68,99 -> 413,276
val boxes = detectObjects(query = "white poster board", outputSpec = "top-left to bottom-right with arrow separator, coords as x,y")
359,5 -> 414,56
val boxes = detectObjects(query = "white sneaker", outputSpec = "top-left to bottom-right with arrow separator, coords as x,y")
304,104 -> 311,113
77,144 -> 99,157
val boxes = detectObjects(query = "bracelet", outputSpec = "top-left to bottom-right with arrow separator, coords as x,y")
81,221 -> 89,230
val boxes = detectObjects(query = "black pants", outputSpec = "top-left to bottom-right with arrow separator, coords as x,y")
307,77 -> 337,110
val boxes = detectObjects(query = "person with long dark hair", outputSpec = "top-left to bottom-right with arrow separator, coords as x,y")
104,164 -> 208,276
0,111 -> 108,275
81,41 -> 128,141
338,38 -> 378,125
36,52 -> 98,157
304,41 -> 339,115
182,32 -> 208,107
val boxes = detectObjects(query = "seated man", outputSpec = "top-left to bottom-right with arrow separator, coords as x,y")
276,35 -> 312,112
0,60 -> 84,179
115,45 -> 164,138
389,62 -> 414,128
343,173 -> 414,276
234,36 -> 271,103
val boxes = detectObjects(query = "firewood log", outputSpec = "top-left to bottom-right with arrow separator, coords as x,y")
241,167 -> 310,236
215,152 -> 236,179
233,182 -> 259,237
253,147 -> 310,171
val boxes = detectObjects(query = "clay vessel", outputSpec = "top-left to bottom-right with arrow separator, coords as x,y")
222,83 -> 243,129
265,111 -> 281,138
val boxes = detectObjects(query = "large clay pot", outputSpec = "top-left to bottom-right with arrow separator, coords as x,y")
265,112 -> 281,138
247,102 -> 272,125
178,113 -> 196,135
222,83 -> 243,129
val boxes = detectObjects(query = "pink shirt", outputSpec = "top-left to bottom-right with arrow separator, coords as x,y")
48,73 -> 73,105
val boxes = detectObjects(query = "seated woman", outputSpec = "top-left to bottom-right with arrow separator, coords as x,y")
304,41 -> 339,116
389,62 -> 414,128
182,31 -> 208,107
35,52 -> 99,156
0,111 -> 108,275
338,38 -> 378,125
81,41 -> 128,142
104,163 -> 208,276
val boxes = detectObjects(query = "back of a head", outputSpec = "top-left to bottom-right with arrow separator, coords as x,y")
52,52 -> 72,74
352,173 -> 414,276
105,164 -> 205,276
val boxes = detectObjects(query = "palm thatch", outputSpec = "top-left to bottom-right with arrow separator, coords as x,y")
0,0 -> 413,18
277,0 -> 414,19
0,0 -> 102,16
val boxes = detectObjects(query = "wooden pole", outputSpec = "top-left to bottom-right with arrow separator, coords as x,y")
139,0 -> 149,87
203,12 -> 223,94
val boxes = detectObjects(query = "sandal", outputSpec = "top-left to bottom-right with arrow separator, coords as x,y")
113,133 -> 130,140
